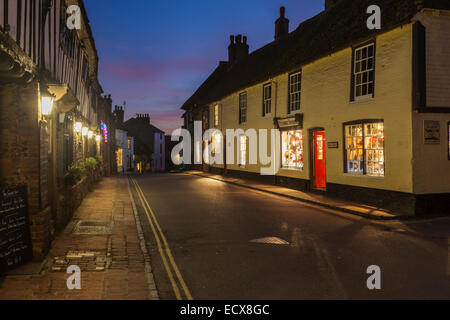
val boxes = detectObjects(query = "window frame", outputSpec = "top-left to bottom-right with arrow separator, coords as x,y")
343,119 -> 385,177
351,41 -> 376,102
262,83 -> 272,117
239,92 -> 247,124
288,71 -> 302,114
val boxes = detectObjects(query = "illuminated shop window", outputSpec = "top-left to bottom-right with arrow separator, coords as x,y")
282,130 -> 304,170
345,121 -> 384,176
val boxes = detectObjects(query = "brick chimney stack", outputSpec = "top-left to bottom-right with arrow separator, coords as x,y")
137,113 -> 150,125
228,34 -> 249,69
275,7 -> 289,41
114,105 -> 124,123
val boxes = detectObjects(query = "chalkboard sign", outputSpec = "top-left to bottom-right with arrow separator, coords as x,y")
0,186 -> 33,275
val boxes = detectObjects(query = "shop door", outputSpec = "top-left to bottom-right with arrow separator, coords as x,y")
314,131 -> 326,189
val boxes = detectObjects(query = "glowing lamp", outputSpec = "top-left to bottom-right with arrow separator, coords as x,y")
96,135 -> 101,142
82,127 -> 88,136
40,95 -> 54,116
74,122 -> 82,133
88,131 -> 93,139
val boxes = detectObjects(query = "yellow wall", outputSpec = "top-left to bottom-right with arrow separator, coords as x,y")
209,24 -> 416,193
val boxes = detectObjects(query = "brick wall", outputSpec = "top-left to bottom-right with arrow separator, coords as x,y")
0,80 -> 52,259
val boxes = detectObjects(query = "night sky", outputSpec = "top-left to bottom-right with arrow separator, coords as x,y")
84,0 -> 323,134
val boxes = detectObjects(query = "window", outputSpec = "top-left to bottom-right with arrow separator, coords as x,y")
82,55 -> 89,83
352,43 -> 375,100
288,72 -> 301,113
202,110 -> 209,130
211,132 -> 222,156
214,105 -> 219,127
61,6 -> 76,59
345,121 -> 384,176
263,83 -> 272,116
239,135 -> 247,166
282,130 -> 304,170
239,92 -> 247,124
128,138 -> 131,150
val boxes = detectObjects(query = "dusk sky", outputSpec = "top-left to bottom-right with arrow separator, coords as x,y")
84,1 -> 324,134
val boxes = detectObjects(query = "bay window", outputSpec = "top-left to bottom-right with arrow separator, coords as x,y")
282,130 -> 304,170
344,121 -> 385,176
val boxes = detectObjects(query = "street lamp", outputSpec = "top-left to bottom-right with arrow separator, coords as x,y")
74,122 -> 82,133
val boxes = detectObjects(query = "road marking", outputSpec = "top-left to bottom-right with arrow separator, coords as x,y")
129,176 -> 182,300
131,176 -> 193,300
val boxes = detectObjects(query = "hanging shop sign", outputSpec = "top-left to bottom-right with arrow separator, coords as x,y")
0,186 -> 33,275
424,120 -> 440,145
274,114 -> 304,131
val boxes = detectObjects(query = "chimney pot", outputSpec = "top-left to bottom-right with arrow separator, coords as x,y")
280,6 -> 285,17
230,35 -> 235,44
243,36 -> 247,44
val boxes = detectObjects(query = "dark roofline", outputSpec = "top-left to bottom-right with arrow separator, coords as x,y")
181,0 -> 449,110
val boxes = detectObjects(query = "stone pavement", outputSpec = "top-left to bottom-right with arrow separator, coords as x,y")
0,175 -> 158,300
187,171 -> 412,220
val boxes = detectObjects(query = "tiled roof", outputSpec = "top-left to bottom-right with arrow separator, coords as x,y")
181,0 -> 449,110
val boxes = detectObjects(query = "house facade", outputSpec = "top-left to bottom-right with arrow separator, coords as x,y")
0,0 -> 116,261
181,0 -> 450,216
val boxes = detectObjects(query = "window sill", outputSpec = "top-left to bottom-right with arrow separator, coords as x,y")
351,96 -> 374,104
343,173 -> 385,179
280,167 -> 304,172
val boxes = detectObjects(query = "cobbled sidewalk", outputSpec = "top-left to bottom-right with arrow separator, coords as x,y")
0,175 -> 157,300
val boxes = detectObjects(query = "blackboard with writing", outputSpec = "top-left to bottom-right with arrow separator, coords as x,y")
0,186 -> 33,274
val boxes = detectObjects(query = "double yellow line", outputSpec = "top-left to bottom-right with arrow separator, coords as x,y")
129,176 -> 193,300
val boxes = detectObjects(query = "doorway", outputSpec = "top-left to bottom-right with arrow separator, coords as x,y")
313,131 -> 326,189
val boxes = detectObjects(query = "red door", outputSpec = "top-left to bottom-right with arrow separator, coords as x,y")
314,131 -> 326,189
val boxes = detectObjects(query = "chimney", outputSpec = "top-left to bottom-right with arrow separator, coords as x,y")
275,7 -> 289,41
228,35 -> 236,65
228,34 -> 249,69
325,0 -> 339,10
114,105 -> 124,123
137,113 -> 150,125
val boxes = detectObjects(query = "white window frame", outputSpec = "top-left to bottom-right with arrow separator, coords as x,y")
288,72 -> 301,113
353,43 -> 375,101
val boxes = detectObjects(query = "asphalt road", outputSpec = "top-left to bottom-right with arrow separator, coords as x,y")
129,173 -> 449,300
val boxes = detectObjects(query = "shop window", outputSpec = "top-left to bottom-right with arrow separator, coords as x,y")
351,43 -> 375,101
263,83 -> 272,116
282,130 -> 304,170
239,135 -> 247,166
344,121 -> 384,176
239,92 -> 247,124
288,72 -> 302,113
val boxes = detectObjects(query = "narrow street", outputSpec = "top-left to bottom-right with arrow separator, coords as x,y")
129,173 -> 449,300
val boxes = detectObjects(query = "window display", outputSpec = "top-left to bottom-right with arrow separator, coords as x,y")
345,121 -> 384,176
282,130 -> 304,170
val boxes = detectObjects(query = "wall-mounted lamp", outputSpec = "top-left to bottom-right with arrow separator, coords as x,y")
40,88 -> 55,116
88,131 -> 93,139
74,122 -> 82,133
82,127 -> 88,136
